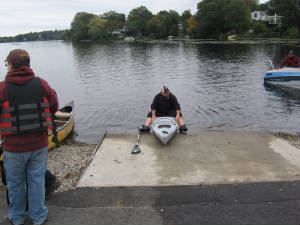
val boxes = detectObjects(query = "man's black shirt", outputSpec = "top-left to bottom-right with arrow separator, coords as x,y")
151,92 -> 181,116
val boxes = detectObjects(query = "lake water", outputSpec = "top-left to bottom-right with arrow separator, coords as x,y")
0,40 -> 299,143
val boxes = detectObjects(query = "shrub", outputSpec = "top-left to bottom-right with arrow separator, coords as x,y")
253,22 -> 266,34
286,27 -> 299,39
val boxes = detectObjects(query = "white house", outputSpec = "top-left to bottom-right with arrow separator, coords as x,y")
251,11 -> 268,21
251,11 -> 282,25
124,36 -> 135,41
267,14 -> 282,25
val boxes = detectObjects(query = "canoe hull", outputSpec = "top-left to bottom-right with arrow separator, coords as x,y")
48,101 -> 74,150
151,117 -> 178,145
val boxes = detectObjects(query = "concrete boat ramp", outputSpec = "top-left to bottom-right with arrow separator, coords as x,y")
1,131 -> 299,225
79,131 -> 300,187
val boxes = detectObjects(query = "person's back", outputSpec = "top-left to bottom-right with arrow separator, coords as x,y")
279,50 -> 299,68
0,49 -> 58,225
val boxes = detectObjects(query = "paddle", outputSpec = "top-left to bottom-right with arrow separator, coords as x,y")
131,131 -> 141,154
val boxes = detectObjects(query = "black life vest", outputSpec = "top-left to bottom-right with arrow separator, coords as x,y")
0,77 -> 53,136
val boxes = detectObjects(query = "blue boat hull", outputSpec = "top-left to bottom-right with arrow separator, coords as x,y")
264,67 -> 300,89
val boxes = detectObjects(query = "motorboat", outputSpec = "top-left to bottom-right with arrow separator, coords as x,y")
151,117 -> 178,145
264,67 -> 300,89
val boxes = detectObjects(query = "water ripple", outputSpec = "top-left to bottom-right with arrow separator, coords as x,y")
0,41 -> 299,142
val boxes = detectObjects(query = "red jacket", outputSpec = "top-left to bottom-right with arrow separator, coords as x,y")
279,55 -> 299,68
0,66 -> 58,152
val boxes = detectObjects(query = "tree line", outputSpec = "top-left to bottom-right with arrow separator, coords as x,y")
62,0 -> 299,41
0,0 -> 298,43
0,30 -> 65,43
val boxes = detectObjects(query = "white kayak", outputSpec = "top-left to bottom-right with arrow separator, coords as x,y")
151,117 -> 178,145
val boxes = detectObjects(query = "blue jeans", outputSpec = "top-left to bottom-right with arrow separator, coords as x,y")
4,147 -> 48,225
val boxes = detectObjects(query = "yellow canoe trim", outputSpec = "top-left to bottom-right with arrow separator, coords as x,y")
48,116 -> 74,150
48,101 -> 74,150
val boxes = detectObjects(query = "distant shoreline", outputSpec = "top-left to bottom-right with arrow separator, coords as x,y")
134,37 -> 300,44
1,37 -> 299,45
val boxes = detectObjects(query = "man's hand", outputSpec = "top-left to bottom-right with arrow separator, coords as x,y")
175,110 -> 181,123
175,114 -> 180,123
152,110 -> 156,121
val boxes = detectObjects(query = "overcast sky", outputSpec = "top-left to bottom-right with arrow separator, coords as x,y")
0,0 -> 268,37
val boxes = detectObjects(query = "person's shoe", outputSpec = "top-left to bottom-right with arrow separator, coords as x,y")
179,124 -> 188,133
45,180 -> 61,200
9,220 -> 24,225
33,217 -> 48,225
139,125 -> 150,133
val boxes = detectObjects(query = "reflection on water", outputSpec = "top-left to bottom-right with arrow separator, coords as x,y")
0,40 -> 299,143
264,83 -> 300,101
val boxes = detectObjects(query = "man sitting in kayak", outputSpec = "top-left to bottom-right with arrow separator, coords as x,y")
279,50 -> 299,68
139,86 -> 188,133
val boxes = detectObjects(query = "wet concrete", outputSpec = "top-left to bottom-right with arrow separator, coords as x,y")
78,131 -> 300,187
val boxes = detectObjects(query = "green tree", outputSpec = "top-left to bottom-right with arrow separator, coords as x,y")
186,16 -> 198,37
61,30 -> 72,41
155,11 -> 169,36
196,0 -> 225,38
146,16 -> 163,37
243,0 -> 259,11
269,0 -> 300,29
70,12 -> 95,41
101,11 -> 125,33
181,10 -> 192,35
223,0 -> 251,34
196,0 -> 250,38
165,10 -> 181,36
145,10 -> 181,38
0,30 -> 64,43
88,16 -> 108,40
126,6 -> 153,36
154,10 -> 181,37
257,2 -> 269,11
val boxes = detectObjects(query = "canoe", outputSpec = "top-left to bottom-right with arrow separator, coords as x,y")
264,67 -> 300,90
48,101 -> 74,150
151,117 -> 178,145
0,101 -> 74,154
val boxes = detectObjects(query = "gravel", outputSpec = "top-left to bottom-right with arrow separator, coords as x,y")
0,140 -> 97,194
47,140 -> 97,192
275,132 -> 300,149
